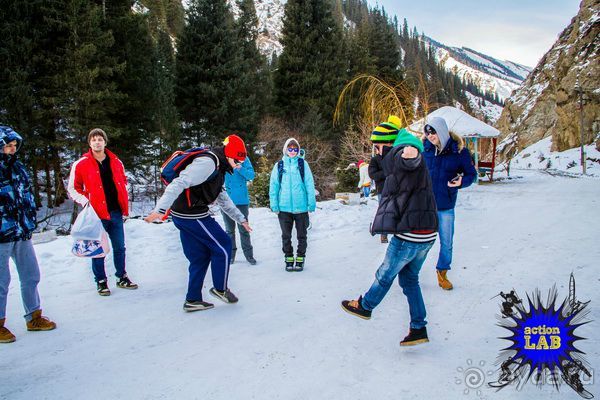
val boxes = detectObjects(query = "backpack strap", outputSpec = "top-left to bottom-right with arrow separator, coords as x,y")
277,160 -> 284,183
277,158 -> 305,183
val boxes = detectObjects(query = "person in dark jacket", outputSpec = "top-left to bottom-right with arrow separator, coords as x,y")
342,123 -> 438,347
422,117 -> 477,291
0,126 -> 56,343
144,135 -> 251,312
368,115 -> 404,244
223,156 -> 256,265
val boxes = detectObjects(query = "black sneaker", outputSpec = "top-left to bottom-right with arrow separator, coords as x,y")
400,327 -> 429,346
209,288 -> 239,304
246,256 -> 257,265
183,300 -> 214,312
285,256 -> 295,272
294,256 -> 305,271
97,280 -> 111,296
116,275 -> 138,290
341,296 -> 372,320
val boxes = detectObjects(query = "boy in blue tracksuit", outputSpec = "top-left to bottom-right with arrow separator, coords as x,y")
145,135 -> 251,312
222,157 -> 256,265
269,138 -> 316,272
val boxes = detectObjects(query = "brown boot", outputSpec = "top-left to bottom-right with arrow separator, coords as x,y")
26,310 -> 57,331
437,270 -> 453,290
0,319 -> 16,343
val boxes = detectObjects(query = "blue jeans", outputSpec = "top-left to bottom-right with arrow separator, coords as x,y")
362,186 -> 370,197
92,211 -> 126,282
436,209 -> 455,271
362,237 -> 434,329
0,240 -> 41,321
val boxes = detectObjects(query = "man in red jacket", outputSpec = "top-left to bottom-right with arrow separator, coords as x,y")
68,128 -> 137,296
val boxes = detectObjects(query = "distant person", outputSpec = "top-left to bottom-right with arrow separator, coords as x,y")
223,156 -> 257,265
342,124 -> 438,347
421,117 -> 477,290
357,160 -> 371,198
144,135 -> 251,312
1,126 -> 56,343
68,128 -> 137,296
269,138 -> 316,272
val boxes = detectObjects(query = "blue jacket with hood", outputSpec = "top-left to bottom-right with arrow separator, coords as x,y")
269,138 -> 316,214
422,117 -> 477,210
0,126 -> 37,243
224,157 -> 255,206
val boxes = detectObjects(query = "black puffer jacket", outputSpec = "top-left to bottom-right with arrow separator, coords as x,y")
368,153 -> 386,193
370,145 -> 438,235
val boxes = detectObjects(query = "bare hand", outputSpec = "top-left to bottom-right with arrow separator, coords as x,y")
241,221 -> 252,232
448,176 -> 463,187
401,146 -> 418,159
144,212 -> 165,223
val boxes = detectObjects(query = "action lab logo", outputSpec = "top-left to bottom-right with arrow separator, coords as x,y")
490,273 -> 594,399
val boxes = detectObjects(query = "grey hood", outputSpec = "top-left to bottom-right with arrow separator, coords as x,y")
425,117 -> 450,152
282,138 -> 301,157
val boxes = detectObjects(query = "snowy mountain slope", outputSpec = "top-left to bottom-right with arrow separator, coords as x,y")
2,172 -> 599,399
424,37 -> 528,102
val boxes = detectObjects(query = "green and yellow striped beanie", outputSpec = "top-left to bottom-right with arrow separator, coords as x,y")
370,115 -> 403,143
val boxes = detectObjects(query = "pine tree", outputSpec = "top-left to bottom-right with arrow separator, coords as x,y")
274,0 -> 347,138
175,0 -> 244,144
232,0 -> 270,142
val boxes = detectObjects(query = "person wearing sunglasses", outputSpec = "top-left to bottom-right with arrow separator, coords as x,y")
421,117 -> 477,291
145,135 -> 252,312
269,138 -> 316,272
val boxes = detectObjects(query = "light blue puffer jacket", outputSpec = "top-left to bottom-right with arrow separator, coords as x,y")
269,138 -> 316,213
224,157 -> 255,205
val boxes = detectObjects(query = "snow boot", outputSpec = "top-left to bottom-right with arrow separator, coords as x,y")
380,234 -> 388,244
285,256 -> 295,272
294,256 -> 305,271
437,270 -> 453,290
400,327 -> 429,346
209,288 -> 239,304
244,251 -> 256,265
116,274 -> 138,290
97,279 -> 111,296
341,296 -> 372,320
0,319 -> 16,343
26,310 -> 56,331
183,300 -> 214,312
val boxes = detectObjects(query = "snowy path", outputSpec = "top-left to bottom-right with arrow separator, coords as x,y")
1,171 -> 599,399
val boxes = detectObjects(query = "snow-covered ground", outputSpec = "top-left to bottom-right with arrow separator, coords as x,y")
508,136 -> 600,177
2,171 -> 599,399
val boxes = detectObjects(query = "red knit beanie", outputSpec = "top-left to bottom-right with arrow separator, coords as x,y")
223,134 -> 247,161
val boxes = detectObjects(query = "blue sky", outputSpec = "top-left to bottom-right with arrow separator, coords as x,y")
370,0 -> 581,67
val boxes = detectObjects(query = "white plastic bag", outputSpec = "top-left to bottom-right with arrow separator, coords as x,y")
72,233 -> 111,258
70,205 -> 111,258
71,205 -> 103,240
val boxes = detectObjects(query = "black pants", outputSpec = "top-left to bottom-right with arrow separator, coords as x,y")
278,212 -> 309,257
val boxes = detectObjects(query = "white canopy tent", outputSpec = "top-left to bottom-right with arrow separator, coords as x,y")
408,106 -> 500,181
